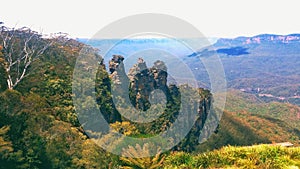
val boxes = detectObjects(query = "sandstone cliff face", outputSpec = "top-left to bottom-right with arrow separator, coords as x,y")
107,55 -> 212,151
109,55 -> 125,74
108,56 -> 170,111
127,58 -> 168,111
109,55 -> 128,85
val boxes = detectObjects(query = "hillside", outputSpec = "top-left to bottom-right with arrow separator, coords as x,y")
195,110 -> 300,152
225,90 -> 300,129
1,25 -> 300,168
0,25 -> 212,168
185,34 -> 300,105
83,34 -> 300,106
0,26 -> 130,168
192,89 -> 300,153
164,144 -> 300,168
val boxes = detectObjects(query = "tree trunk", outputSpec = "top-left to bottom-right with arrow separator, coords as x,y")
7,79 -> 12,90
5,68 -> 13,90
1,25 -> 55,90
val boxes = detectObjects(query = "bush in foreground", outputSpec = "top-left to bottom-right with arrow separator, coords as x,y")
164,145 -> 300,169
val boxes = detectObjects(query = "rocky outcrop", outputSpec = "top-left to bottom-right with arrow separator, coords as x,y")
109,55 -> 125,74
127,58 -> 168,111
108,55 -> 127,85
108,56 -> 212,151
151,60 -> 168,90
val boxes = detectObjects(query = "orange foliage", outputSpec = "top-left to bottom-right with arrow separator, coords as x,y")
224,111 -> 300,146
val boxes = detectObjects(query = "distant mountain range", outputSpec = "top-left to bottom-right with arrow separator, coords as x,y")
217,34 -> 300,46
81,34 -> 300,105
189,34 -> 300,57
185,34 -> 300,105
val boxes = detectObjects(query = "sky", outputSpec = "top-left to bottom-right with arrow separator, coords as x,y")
1,0 -> 300,39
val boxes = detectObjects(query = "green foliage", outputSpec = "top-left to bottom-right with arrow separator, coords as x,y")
0,126 -> 14,168
225,90 -> 300,129
164,145 -> 300,169
0,26 -> 53,90
0,32 -> 118,168
0,89 -> 22,116
120,143 -> 166,169
2,24 -> 300,169
0,126 -> 12,153
0,46 -> 6,92
95,64 -> 121,123
110,121 -> 139,136
0,88 -> 118,169
195,110 -> 300,153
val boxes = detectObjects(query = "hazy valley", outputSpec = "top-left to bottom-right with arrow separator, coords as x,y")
1,23 -> 300,168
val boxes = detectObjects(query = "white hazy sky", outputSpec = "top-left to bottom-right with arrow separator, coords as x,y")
1,0 -> 299,38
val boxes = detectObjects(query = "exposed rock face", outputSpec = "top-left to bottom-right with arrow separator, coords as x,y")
108,56 -> 213,151
108,55 -> 211,115
109,55 -> 127,85
109,55 -> 124,74
127,58 -> 168,111
151,60 -> 168,90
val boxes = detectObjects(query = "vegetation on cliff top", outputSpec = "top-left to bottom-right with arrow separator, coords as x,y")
1,24 -> 300,168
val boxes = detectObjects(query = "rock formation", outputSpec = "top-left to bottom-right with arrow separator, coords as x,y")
127,58 -> 169,111
107,55 -> 213,151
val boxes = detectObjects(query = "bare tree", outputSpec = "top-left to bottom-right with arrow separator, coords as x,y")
0,24 -> 53,90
